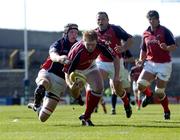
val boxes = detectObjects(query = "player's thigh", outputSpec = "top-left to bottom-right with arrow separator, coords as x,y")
86,69 -> 104,93
120,66 -> 128,80
35,69 -> 51,89
122,80 -> 131,89
156,78 -> 168,89
137,69 -> 155,91
138,69 -> 155,82
110,78 -> 125,96
139,61 -> 157,81
47,73 -> 66,98
156,62 -> 172,82
96,61 -> 114,80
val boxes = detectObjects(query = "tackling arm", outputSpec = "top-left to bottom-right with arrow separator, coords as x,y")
50,52 -> 70,64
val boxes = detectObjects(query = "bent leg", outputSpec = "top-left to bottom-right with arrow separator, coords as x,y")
33,70 -> 51,108
137,70 -> 155,107
38,92 -> 59,122
82,69 -> 103,121
155,79 -> 170,119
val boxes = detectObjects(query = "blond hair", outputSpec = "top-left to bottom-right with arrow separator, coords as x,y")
82,30 -> 98,42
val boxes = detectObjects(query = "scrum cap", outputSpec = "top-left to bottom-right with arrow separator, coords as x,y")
64,23 -> 78,34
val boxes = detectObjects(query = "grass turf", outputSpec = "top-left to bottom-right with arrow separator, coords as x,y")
0,104 -> 180,140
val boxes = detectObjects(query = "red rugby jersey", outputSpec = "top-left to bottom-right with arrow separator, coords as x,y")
63,41 -> 115,74
141,25 -> 175,63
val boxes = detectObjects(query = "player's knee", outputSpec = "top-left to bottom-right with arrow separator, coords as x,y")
155,87 -> 165,98
155,87 -> 165,94
137,79 -> 150,91
38,79 -> 50,90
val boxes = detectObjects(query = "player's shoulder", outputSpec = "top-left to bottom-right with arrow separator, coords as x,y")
51,38 -> 62,46
110,24 -> 122,31
159,25 -> 168,30
159,25 -> 173,35
70,41 -> 83,51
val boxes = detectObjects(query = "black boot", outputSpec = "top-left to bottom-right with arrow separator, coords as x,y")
111,94 -> 117,114
142,95 -> 153,108
124,104 -> 132,118
34,85 -> 45,108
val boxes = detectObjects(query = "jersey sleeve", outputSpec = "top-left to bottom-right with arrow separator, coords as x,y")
140,35 -> 147,52
111,25 -> 132,41
49,40 -> 62,54
164,27 -> 176,46
63,49 -> 81,74
97,43 -> 115,60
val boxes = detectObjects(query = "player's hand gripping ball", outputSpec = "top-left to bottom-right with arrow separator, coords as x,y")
69,72 -> 86,98
69,72 -> 86,88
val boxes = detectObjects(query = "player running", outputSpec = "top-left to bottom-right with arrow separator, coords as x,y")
95,11 -> 133,118
63,30 -> 120,126
137,10 -> 177,119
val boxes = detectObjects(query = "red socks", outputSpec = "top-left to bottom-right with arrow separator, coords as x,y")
160,95 -> 170,112
84,90 -> 101,120
121,91 -> 130,106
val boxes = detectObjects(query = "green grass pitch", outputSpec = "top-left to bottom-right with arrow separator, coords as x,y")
0,104 -> 180,140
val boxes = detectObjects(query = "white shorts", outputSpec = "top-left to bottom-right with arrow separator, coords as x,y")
75,62 -> 99,76
143,61 -> 172,81
96,60 -> 114,79
96,58 -> 130,88
35,69 -> 66,98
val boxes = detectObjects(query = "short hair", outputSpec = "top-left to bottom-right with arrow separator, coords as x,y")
97,11 -> 109,19
146,10 -> 159,19
82,30 -> 98,42
64,23 -> 78,34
